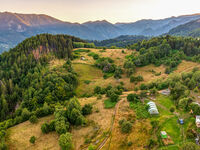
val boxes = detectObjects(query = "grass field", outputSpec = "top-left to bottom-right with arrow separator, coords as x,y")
72,63 -> 104,96
149,95 -> 196,149
73,48 -> 133,66
6,115 -> 59,150
104,99 -> 117,109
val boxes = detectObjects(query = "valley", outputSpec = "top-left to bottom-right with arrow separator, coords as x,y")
2,36 -> 200,150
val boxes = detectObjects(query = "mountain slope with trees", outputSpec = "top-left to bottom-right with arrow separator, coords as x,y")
168,18 -> 200,37
91,35 -> 148,48
1,12 -> 200,53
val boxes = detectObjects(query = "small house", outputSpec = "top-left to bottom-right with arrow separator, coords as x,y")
147,101 -> 159,115
196,116 -> 200,128
160,131 -> 168,139
160,89 -> 171,96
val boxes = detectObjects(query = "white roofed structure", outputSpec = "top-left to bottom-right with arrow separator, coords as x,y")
147,101 -> 159,115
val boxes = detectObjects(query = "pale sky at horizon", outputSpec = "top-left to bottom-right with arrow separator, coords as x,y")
1,0 -> 200,23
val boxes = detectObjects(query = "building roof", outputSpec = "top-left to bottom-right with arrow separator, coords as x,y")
196,116 -> 200,123
161,131 -> 168,138
147,101 -> 159,114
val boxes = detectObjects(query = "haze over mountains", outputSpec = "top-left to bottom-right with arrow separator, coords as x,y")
1,12 -> 200,53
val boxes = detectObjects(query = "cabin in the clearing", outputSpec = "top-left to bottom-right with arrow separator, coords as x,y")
196,116 -> 200,128
147,101 -> 159,115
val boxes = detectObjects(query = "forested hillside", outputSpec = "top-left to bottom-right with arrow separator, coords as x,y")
0,34 -> 87,148
168,18 -> 200,37
128,36 -> 200,73
91,35 -> 148,48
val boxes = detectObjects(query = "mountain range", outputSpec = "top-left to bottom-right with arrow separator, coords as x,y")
1,12 -> 200,53
168,18 -> 200,37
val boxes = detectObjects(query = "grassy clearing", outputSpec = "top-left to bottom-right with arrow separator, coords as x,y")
160,116 -> 181,143
149,95 -> 196,149
48,59 -> 65,70
73,48 -> 132,66
6,115 -> 59,150
104,99 -> 117,109
72,63 -> 103,96
175,60 -> 200,73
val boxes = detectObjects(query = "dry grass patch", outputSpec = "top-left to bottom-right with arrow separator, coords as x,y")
135,64 -> 167,82
49,59 -> 65,70
72,96 -> 115,149
7,115 -> 59,150
73,48 -> 132,66
175,60 -> 200,73
72,63 -> 104,96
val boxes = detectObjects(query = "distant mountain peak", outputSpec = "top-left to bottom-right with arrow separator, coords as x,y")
83,20 -> 111,25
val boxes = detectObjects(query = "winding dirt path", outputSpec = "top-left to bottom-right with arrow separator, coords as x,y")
96,98 -> 126,150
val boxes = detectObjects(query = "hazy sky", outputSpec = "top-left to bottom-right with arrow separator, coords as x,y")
1,0 -> 200,23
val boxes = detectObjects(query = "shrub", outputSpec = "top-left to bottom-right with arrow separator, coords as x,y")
127,141 -> 133,147
14,116 -> 23,125
59,132 -> 73,150
127,94 -> 139,103
29,115 -> 38,124
181,142 -> 199,150
110,93 -> 119,102
35,103 -> 53,118
170,107 -> 175,113
150,88 -> 158,95
55,120 -> 68,135
194,87 -> 199,93
94,86 -> 101,94
0,130 -> 6,139
148,138 -> 158,149
140,84 -> 148,90
130,76 -> 135,83
88,144 -> 96,150
0,141 -> 7,150
84,80 -> 91,84
92,54 -> 99,60
29,136 -> 36,144
121,121 -> 132,133
140,90 -> 148,98
49,120 -> 55,132
97,94 -> 102,100
82,104 -> 93,115
21,108 -> 31,121
118,118 -> 126,126
186,129 -> 196,139
41,122 -> 49,134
